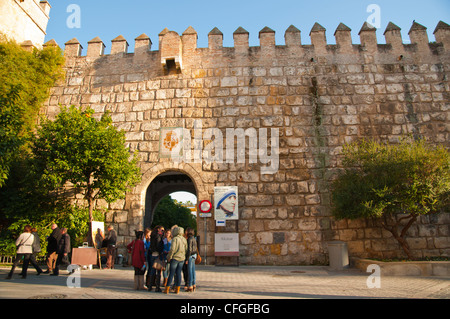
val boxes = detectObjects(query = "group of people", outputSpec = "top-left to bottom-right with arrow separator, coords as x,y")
5,222 -> 199,295
6,223 -> 71,279
127,225 -> 198,294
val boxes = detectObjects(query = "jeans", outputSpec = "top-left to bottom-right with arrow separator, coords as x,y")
187,254 -> 196,287
149,255 -> 162,276
162,257 -> 169,279
166,259 -> 184,287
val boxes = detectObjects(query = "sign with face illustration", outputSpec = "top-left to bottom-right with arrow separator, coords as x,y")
214,186 -> 238,220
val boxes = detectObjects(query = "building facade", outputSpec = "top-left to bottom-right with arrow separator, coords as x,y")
44,21 -> 450,265
0,0 -> 51,48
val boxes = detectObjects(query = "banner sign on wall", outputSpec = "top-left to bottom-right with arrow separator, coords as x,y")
214,233 -> 239,256
214,186 -> 238,220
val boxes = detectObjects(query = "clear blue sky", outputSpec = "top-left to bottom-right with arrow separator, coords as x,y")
45,0 -> 450,51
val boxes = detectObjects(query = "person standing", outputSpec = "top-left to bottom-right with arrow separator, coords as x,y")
51,228 -> 71,276
182,228 -> 188,290
6,225 -> 34,279
148,225 -> 164,292
143,228 -> 151,254
164,226 -> 187,294
143,228 -> 151,288
162,228 -> 172,288
43,223 -> 62,274
104,225 -> 117,269
127,231 -> 146,290
185,227 -> 198,292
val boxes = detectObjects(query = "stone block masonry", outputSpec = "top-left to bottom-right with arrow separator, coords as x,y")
0,0 -> 51,49
43,20 -> 450,265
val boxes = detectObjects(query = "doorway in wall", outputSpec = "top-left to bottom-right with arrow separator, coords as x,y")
144,171 -> 197,233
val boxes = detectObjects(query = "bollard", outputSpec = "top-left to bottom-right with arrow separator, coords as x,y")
327,241 -> 349,270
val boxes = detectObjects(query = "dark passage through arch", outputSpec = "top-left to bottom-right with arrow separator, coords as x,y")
144,171 -> 196,229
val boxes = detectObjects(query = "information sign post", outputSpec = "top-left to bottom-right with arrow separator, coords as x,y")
198,200 -> 212,265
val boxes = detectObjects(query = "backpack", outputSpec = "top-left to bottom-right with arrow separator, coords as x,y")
32,233 -> 41,253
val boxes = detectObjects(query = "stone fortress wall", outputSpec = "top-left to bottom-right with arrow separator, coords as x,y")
0,0 -> 51,49
43,20 -> 450,265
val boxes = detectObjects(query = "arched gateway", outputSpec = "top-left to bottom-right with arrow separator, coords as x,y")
132,163 -> 212,261
45,22 -> 450,264
144,172 -> 196,229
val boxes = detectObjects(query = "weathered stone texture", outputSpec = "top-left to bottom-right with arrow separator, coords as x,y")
44,22 -> 450,264
0,0 -> 51,49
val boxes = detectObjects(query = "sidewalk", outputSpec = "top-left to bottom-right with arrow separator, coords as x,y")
0,264 -> 449,299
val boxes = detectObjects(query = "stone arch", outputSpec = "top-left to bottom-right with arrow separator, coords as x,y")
143,173 -> 196,228
138,162 -> 208,198
136,162 -> 209,229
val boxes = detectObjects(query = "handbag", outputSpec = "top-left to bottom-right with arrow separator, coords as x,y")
152,258 -> 165,270
32,233 -> 41,253
195,248 -> 201,265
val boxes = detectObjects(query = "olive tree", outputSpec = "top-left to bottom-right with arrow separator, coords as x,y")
331,136 -> 449,259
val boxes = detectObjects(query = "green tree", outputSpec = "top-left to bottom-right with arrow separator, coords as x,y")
331,136 -> 449,259
0,37 -> 64,186
0,37 -> 65,253
32,105 -> 141,222
0,203 -> 104,256
0,87 -> 24,185
152,196 -> 197,233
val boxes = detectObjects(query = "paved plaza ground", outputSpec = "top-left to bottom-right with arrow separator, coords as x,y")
1,264 -> 448,300
1,264 -> 447,317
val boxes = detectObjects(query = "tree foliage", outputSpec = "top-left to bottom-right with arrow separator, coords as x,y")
32,105 -> 142,222
0,87 -> 24,185
151,196 -> 197,234
0,203 -> 104,256
0,37 -> 64,186
0,37 -> 67,255
331,136 -> 450,259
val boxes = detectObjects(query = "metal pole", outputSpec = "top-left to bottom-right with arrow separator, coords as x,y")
204,217 -> 207,265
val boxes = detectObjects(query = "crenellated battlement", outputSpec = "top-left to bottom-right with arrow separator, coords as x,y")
45,19 -> 450,266
51,20 -> 450,63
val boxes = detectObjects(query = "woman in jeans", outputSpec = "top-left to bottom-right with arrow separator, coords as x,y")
185,227 -> 197,292
163,226 -> 187,294
143,228 -> 151,289
162,228 -> 172,287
